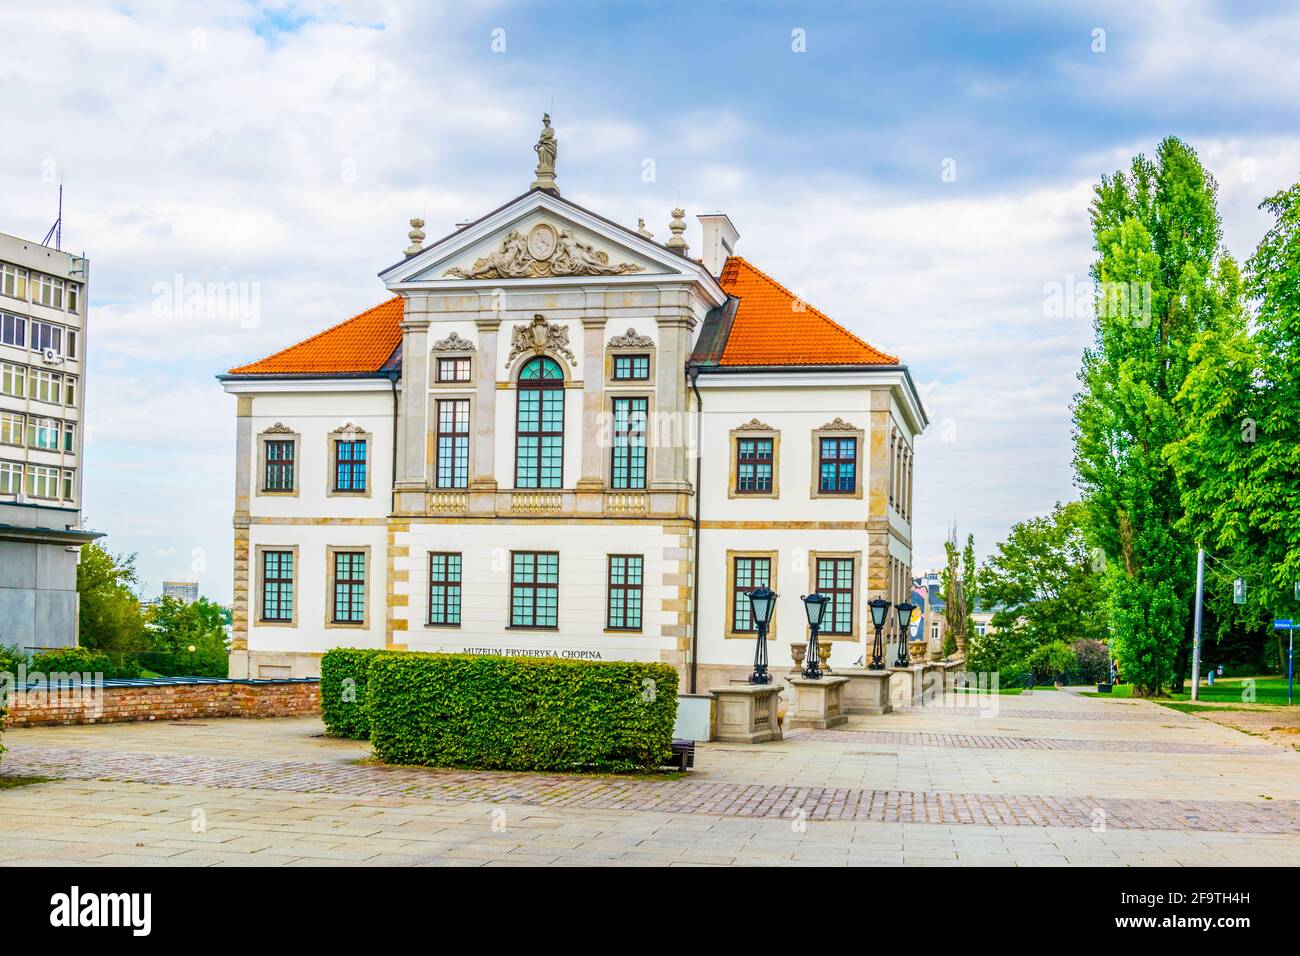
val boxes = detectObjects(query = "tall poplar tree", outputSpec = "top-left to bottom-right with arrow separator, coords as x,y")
1072,137 -> 1237,695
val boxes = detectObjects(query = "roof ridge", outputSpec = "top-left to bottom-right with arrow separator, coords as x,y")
227,296 -> 402,374
722,256 -> 898,364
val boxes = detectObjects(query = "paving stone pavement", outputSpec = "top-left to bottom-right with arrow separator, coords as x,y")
2,688 -> 1299,866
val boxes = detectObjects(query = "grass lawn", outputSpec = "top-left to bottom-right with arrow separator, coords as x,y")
0,775 -> 55,789
955,685 -> 1024,695
1081,675 -> 1295,706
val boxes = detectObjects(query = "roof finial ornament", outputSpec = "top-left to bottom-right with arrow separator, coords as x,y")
405,217 -> 426,257
665,208 -> 688,255
530,113 -> 559,194
636,218 -> 654,239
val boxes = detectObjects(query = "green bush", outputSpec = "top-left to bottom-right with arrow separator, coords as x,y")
320,648 -> 384,739
366,652 -> 679,773
996,660 -> 1030,688
135,649 -> 228,679
31,647 -> 142,680
1072,639 -> 1111,683
1026,640 -> 1079,684
0,642 -> 28,677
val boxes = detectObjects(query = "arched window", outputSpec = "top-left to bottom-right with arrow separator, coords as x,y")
515,356 -> 564,488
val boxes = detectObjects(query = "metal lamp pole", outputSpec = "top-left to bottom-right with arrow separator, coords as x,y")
893,601 -> 916,667
868,597 -> 891,671
801,593 -> 829,680
747,586 -> 777,685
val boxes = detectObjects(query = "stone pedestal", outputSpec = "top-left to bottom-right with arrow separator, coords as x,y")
836,668 -> 893,716
787,676 -> 850,730
890,664 -> 942,707
710,684 -> 783,743
887,666 -> 914,708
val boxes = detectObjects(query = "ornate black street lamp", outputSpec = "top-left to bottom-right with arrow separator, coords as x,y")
893,601 -> 917,667
868,597 -> 891,670
747,586 -> 777,684
800,593 -> 829,680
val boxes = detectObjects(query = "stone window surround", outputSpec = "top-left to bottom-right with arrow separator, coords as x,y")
326,425 -> 373,498
807,550 -> 861,643
256,425 -> 300,498
430,349 -> 475,387
254,543 -> 299,628
429,391 -> 476,490
724,549 -> 780,641
604,552 -> 645,633
426,550 -> 463,629
504,351 -> 576,491
728,421 -> 780,500
810,419 -> 865,500
325,544 -> 372,630
604,329 -> 656,386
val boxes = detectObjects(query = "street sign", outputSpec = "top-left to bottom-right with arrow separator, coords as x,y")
1274,619 -> 1297,630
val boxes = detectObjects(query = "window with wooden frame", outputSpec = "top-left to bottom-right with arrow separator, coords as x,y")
428,552 -> 462,627
436,399 -> 470,489
515,356 -> 564,489
263,439 -> 295,491
606,555 -> 643,630
333,438 -> 367,492
510,551 -> 558,628
736,438 -> 774,493
814,556 -> 855,636
260,550 -> 295,623
331,551 -> 367,624
436,356 -> 471,383
610,396 -> 648,490
730,555 -> 773,634
818,436 -> 858,494
611,354 -> 650,381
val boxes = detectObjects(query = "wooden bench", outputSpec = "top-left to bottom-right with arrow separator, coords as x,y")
662,739 -> 695,771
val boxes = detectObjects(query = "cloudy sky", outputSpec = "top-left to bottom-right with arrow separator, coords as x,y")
3,0 -> 1298,602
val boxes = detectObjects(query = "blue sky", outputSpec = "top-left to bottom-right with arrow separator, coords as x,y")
3,0 -> 1298,601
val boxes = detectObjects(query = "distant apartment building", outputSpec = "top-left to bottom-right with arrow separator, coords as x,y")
0,230 -> 98,651
161,580 -> 200,604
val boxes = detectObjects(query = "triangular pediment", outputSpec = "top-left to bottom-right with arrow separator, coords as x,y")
380,190 -> 712,292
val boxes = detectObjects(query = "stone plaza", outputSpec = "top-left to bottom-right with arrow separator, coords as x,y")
2,688 -> 1298,867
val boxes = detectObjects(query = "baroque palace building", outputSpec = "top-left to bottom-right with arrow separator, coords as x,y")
219,118 -> 926,689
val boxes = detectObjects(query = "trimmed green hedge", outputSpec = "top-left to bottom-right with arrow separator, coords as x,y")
31,648 -> 142,680
136,650 -> 228,679
320,648 -> 384,739
366,653 -> 679,773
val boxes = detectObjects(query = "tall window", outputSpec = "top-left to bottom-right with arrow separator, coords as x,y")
515,356 -> 564,488
815,557 -> 854,635
63,375 -> 76,406
429,553 -> 462,626
612,354 -> 649,380
67,284 -> 80,314
261,550 -> 294,622
0,412 -> 21,445
731,556 -> 772,633
63,421 -> 75,452
436,357 -> 471,383
818,436 -> 857,493
332,551 -> 366,624
28,369 -> 59,404
510,551 -> 558,628
0,461 -> 20,494
27,417 -> 59,450
26,465 -> 61,499
736,438 -> 774,493
1,265 -> 27,300
30,321 -> 63,355
0,312 -> 23,346
607,555 -> 643,630
610,397 -> 647,489
334,439 -> 367,492
0,363 -> 23,398
436,399 -> 470,488
33,274 -> 63,309
264,440 -> 294,491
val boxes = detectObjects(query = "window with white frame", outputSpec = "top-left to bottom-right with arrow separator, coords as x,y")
33,274 -> 64,309
30,321 -> 63,355
0,460 -> 21,494
0,412 -> 21,445
1,362 -> 24,397
0,312 -> 24,347
1,265 -> 27,301
67,284 -> 80,314
28,369 -> 60,404
63,375 -> 76,406
26,464 -> 61,498
63,420 -> 75,452
27,416 -> 59,450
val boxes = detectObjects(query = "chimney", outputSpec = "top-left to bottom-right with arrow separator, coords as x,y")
697,213 -> 739,277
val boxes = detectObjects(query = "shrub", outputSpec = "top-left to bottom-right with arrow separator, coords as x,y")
320,648 -> 384,739
1072,639 -> 1111,683
135,649 -> 228,679
996,660 -> 1030,688
366,652 -> 679,773
1026,640 -> 1079,685
31,647 -> 141,680
0,643 -> 28,677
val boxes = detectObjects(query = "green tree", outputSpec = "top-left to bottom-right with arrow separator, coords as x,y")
941,527 -> 978,657
146,596 -> 229,654
974,501 -> 1107,669
77,541 -> 148,658
1072,137 -> 1239,695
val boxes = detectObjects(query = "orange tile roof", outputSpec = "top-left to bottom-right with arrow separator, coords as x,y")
715,257 -> 897,367
227,297 -> 403,375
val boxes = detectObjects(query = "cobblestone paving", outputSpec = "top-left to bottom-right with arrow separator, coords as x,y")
796,729 -> 1275,754
4,743 -> 1299,833
893,704 -> 1200,722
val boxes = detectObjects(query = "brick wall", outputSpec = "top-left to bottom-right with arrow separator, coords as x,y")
3,680 -> 320,728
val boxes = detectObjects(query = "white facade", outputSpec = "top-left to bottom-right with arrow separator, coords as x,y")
221,163 -> 926,687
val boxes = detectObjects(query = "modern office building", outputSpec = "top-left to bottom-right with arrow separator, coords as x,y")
0,230 -> 98,651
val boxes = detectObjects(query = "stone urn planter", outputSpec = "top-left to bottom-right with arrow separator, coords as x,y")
790,643 -> 806,672
908,640 -> 928,665
818,641 -> 832,673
